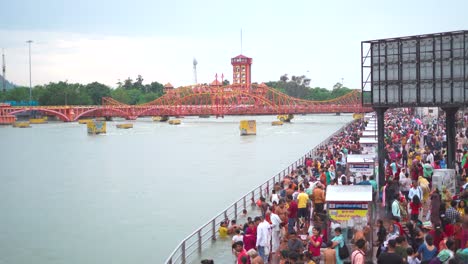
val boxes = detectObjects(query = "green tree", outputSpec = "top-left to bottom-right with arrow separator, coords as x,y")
134,75 -> 145,92
138,92 -> 160,104
331,86 -> 352,98
146,81 -> 164,95
85,82 -> 111,105
123,78 -> 133,90
223,79 -> 230,86
126,89 -> 143,105
333,82 -> 343,90
280,74 -> 289,82
5,87 -> 29,101
111,88 -> 131,104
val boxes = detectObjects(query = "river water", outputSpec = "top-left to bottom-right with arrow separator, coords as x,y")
0,114 -> 351,264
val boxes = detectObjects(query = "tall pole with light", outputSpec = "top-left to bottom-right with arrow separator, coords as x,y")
26,40 -> 33,105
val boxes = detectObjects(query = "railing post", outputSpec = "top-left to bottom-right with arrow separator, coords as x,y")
212,221 -> 216,241
168,258 -> 172,264
181,241 -> 186,264
224,210 -> 228,221
258,186 -> 262,197
243,196 -> 247,210
234,203 -> 238,220
251,191 -> 255,205
198,229 -> 202,253
266,180 -> 270,196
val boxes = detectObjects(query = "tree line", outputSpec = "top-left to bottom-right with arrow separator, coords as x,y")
0,74 -> 354,105
0,75 -> 164,105
266,74 -> 353,101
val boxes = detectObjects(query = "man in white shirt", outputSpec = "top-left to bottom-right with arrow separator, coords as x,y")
399,170 -> 412,200
270,212 -> 282,254
408,181 -> 422,202
426,151 -> 434,165
391,195 -> 401,220
256,217 -> 271,263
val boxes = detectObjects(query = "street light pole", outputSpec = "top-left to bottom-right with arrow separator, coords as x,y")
26,40 -> 33,105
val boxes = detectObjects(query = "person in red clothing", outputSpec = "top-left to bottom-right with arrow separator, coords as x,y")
308,226 -> 323,263
243,224 -> 256,252
233,241 -> 250,264
287,194 -> 298,234
409,195 -> 422,221
428,225 -> 445,251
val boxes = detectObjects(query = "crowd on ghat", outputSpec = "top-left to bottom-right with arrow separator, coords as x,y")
201,109 -> 468,264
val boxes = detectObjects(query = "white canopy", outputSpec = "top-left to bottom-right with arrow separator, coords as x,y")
326,185 -> 373,202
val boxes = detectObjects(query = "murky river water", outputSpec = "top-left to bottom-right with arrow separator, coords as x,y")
0,114 -> 351,263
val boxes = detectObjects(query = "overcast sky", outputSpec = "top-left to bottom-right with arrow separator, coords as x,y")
1,0 -> 467,89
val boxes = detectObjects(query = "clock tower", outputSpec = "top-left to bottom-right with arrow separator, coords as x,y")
231,54 -> 252,88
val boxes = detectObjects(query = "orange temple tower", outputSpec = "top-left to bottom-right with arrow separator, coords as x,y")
231,55 -> 252,88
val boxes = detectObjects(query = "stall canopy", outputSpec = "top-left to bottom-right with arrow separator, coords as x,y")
361,131 -> 378,137
326,185 -> 373,203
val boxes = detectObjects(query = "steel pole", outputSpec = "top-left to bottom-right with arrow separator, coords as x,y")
27,40 -> 33,105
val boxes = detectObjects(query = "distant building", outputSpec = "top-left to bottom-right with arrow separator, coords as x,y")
163,83 -> 174,93
415,107 -> 439,124
210,79 -> 223,87
231,54 -> 252,87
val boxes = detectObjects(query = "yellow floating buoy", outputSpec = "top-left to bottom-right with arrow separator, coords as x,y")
240,120 -> 256,136
87,120 -> 106,134
29,118 -> 47,124
13,122 -> 31,128
153,116 -> 169,122
272,121 -> 283,126
168,119 -> 181,125
78,119 -> 92,124
116,123 -> 133,129
277,114 -> 294,122
353,113 -> 364,120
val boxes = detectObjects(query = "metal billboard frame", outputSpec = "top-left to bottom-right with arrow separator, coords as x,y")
361,30 -> 468,108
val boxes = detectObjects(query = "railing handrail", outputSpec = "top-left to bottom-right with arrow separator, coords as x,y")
164,119 -> 355,264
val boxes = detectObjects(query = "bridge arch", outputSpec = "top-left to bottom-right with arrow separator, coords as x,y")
8,108 -> 71,122
170,90 -> 281,115
72,107 -> 130,121
136,106 -> 178,117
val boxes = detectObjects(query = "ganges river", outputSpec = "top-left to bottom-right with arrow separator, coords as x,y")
0,114 -> 352,264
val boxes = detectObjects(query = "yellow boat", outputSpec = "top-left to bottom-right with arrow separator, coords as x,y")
13,122 -> 31,128
78,119 -> 92,124
272,121 -> 283,126
29,118 -> 47,124
116,123 -> 133,129
168,119 -> 181,125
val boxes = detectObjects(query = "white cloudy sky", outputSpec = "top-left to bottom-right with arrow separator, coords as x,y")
1,0 -> 467,88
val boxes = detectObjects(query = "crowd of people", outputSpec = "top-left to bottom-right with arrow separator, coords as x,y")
200,109 -> 468,264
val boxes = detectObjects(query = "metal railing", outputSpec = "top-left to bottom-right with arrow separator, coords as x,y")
164,120 -> 355,264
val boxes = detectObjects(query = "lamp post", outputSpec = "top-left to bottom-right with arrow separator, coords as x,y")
26,40 -> 33,105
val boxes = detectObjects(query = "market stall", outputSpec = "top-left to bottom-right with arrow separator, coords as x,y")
326,185 -> 374,262
432,169 -> 456,194
346,154 -> 376,184
359,137 -> 378,156
361,130 -> 378,138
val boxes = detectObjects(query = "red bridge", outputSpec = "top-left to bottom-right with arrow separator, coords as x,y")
0,84 -> 372,122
